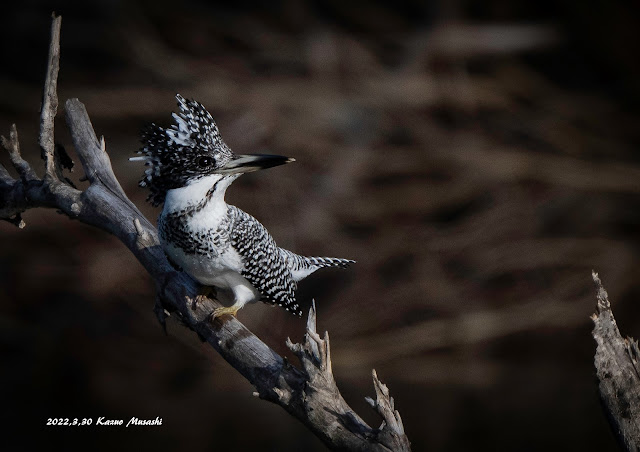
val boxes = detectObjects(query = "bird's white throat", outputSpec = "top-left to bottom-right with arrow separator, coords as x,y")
162,174 -> 237,228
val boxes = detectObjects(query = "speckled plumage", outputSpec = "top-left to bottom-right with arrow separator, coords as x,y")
134,94 -> 354,317
135,94 -> 235,206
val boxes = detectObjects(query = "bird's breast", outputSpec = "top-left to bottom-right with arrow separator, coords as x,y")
158,200 -> 245,285
161,239 -> 244,286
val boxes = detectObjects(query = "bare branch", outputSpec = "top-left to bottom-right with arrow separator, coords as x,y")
285,302 -> 411,451
2,124 -> 38,182
39,13 -> 61,180
0,164 -> 12,183
0,15 -> 411,451
0,124 -> 37,227
366,370 -> 410,451
65,101 -> 130,200
592,271 -> 640,452
0,119 -> 82,225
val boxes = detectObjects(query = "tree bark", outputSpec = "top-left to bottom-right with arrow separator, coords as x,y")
592,271 -> 640,452
0,14 -> 411,452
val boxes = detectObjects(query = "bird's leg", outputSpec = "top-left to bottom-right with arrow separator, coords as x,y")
210,284 -> 256,321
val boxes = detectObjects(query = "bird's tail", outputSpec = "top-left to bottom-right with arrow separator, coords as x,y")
279,249 -> 355,281
305,256 -> 355,269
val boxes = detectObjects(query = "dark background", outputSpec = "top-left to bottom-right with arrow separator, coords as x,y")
2,1 -> 640,450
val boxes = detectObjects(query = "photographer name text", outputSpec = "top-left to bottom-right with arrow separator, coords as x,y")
46,417 -> 162,427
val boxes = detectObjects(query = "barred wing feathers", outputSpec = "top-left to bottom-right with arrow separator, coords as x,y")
227,206 -> 355,317
228,206 -> 302,315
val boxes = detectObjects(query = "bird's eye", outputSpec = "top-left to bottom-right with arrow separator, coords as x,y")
197,156 -> 214,168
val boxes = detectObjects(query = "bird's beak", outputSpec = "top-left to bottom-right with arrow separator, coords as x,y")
216,154 -> 295,174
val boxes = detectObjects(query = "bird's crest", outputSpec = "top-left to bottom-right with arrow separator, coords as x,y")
132,94 -> 234,206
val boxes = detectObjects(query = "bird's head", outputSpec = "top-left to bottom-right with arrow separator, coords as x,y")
132,94 -> 294,206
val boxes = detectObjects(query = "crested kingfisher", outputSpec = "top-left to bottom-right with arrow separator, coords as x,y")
131,94 -> 354,319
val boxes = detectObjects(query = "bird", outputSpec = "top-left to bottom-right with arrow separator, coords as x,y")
131,94 -> 354,319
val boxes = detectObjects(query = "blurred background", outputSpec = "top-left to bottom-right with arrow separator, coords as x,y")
1,0 -> 639,450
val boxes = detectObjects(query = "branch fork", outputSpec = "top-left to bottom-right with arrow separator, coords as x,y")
284,302 -> 411,451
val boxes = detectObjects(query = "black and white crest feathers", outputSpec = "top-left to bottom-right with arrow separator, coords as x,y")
135,94 -> 234,206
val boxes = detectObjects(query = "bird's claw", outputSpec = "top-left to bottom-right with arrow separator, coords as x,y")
210,305 -> 240,321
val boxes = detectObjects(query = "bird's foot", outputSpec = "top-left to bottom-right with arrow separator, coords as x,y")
188,286 -> 215,311
210,305 -> 241,320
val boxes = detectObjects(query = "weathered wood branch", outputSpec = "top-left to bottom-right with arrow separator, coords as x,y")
40,13 -> 61,181
592,271 -> 640,452
0,15 -> 411,451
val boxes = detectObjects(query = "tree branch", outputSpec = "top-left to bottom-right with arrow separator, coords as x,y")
40,13 -> 61,180
0,15 -> 411,451
592,271 -> 640,452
